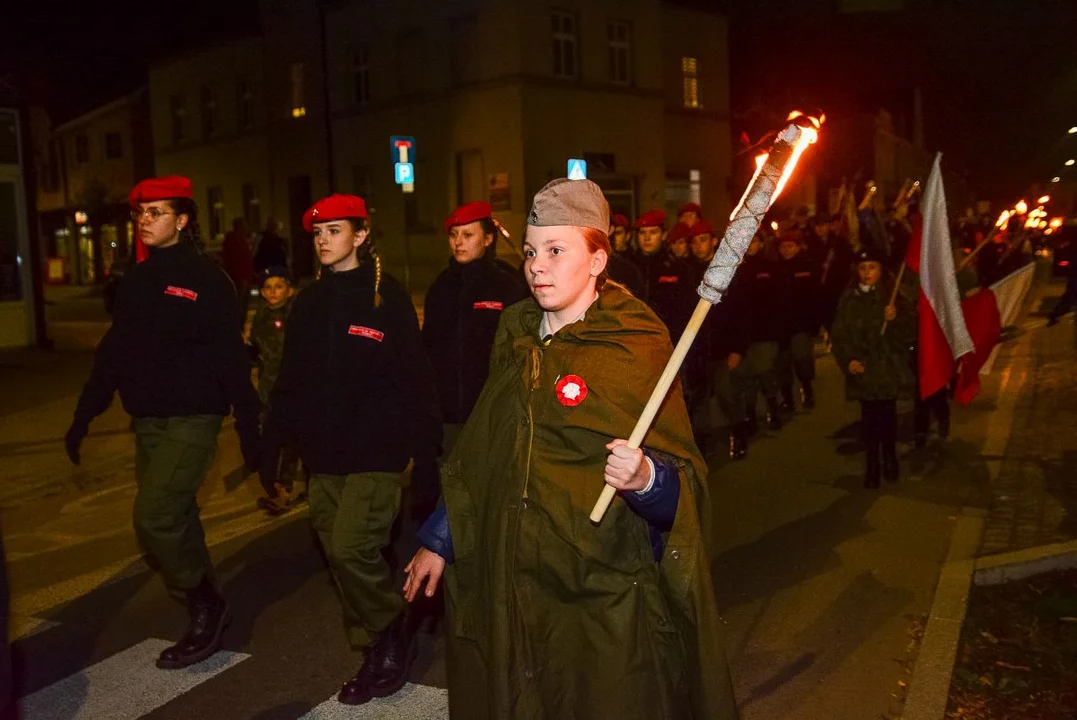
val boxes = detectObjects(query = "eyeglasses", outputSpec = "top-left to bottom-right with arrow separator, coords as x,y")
131,208 -> 176,222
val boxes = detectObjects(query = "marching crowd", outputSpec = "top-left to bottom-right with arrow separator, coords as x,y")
59,170 -> 1033,718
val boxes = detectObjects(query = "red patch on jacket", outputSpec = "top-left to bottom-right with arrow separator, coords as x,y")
348,325 -> 384,341
555,374 -> 588,407
273,319 -> 284,330
473,301 -> 504,311
164,285 -> 198,301
658,275 -> 680,283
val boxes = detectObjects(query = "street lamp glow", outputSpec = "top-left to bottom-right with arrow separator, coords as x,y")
1070,126 -> 1077,134
1037,195 -> 1051,204
1052,177 -> 1061,183
1067,159 -> 1076,166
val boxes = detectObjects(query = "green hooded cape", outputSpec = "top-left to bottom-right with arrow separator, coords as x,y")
439,284 -> 738,719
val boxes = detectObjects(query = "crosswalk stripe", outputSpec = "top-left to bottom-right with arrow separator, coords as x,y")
18,638 -> 250,720
8,613 -> 60,642
299,683 -> 449,719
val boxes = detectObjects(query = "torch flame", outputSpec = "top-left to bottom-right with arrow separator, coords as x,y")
728,112 -> 823,221
995,210 -> 1010,229
1049,217 -> 1064,229
1015,199 -> 1028,215
1037,195 -> 1051,204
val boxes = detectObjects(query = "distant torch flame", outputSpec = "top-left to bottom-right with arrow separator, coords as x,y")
1049,217 -> 1064,229
730,113 -> 823,221
1015,199 -> 1029,215
996,210 -> 1011,229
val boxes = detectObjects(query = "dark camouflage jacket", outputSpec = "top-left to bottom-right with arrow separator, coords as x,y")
250,297 -> 294,407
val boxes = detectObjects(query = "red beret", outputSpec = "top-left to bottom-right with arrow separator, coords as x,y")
678,202 -> 702,217
667,222 -> 692,243
611,213 -> 629,229
444,201 -> 492,233
690,220 -> 715,237
303,194 -> 368,232
634,209 -> 667,229
128,176 -> 192,207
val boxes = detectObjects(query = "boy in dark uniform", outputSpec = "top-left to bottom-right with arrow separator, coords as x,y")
631,210 -> 694,339
249,265 -> 303,514
775,233 -> 823,410
64,176 -> 261,669
261,194 -> 441,706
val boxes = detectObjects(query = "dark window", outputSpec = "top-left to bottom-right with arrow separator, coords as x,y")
75,134 -> 89,163
551,12 -> 577,80
352,44 -> 371,104
170,93 -> 187,143
607,20 -> 632,85
105,132 -> 122,159
450,16 -> 480,85
242,182 -> 261,231
201,85 -> 216,138
236,76 -> 254,130
207,186 -> 224,240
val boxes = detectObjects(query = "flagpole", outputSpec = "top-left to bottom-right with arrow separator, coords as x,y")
880,261 -> 906,334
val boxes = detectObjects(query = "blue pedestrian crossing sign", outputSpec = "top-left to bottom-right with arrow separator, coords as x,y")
395,162 -> 414,185
567,158 -> 587,180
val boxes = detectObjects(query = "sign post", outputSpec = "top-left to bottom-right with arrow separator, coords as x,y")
390,136 -> 416,290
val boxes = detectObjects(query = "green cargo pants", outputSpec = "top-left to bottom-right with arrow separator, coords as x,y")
132,414 -> 223,591
777,331 -> 817,388
309,472 -> 406,649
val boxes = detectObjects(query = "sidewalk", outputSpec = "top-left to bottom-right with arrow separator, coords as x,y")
977,315 -> 1077,556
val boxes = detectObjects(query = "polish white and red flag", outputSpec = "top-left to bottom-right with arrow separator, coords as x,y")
954,262 -> 1034,404
904,153 -> 975,401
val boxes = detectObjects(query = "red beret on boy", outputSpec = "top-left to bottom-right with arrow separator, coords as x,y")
444,201 -> 492,233
128,176 -> 192,207
667,222 -> 692,243
634,209 -> 667,229
303,194 -> 369,232
690,220 -> 715,237
611,213 -> 629,229
678,202 -> 702,217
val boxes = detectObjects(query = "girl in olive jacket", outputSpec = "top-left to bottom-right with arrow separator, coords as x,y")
830,249 -> 916,488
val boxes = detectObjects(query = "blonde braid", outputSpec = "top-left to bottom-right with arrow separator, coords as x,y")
372,250 -> 383,308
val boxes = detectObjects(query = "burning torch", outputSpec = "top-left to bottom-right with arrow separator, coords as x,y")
590,112 -> 824,523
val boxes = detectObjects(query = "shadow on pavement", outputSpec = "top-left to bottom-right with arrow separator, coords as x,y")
713,486 -> 878,612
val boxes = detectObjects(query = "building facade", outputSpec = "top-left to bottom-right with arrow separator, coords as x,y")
33,88 -> 153,285
148,0 -> 732,291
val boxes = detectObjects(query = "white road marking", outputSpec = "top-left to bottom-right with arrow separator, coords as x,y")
18,638 -> 250,719
300,683 -> 449,719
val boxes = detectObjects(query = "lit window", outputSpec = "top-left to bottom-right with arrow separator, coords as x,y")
682,56 -> 700,109
291,62 -> 307,118
551,12 -> 577,80
607,20 -> 632,85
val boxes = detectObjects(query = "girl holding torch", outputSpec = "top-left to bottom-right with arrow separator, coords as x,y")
404,178 -> 737,719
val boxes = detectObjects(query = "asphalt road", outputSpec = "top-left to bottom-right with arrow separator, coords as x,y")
1,278 -> 1054,719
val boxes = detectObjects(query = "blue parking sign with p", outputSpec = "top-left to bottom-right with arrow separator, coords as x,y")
395,162 -> 414,185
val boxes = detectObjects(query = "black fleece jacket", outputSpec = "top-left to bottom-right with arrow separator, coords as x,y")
72,242 -> 260,441
266,261 -> 442,475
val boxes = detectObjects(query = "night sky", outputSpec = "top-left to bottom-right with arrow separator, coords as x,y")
5,0 -> 1075,203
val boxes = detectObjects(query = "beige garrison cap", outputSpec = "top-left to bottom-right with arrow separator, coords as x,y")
527,178 -> 610,233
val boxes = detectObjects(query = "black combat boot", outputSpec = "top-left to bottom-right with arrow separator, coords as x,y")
779,384 -> 796,412
156,577 -> 230,669
729,423 -> 749,460
337,610 -> 416,706
801,381 -> 815,409
765,396 -> 783,430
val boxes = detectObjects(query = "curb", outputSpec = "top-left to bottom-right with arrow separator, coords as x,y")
974,540 -> 1077,586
